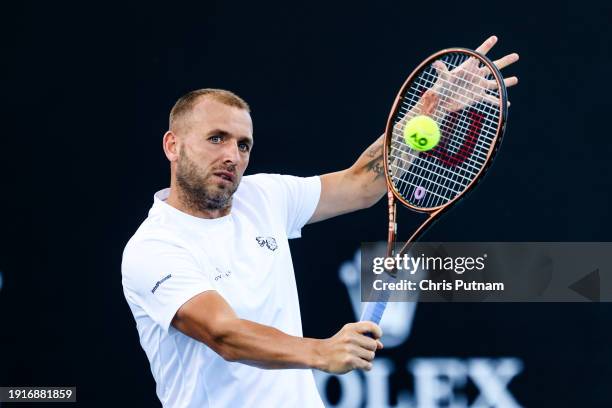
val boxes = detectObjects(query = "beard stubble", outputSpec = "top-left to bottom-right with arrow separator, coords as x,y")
175,149 -> 239,213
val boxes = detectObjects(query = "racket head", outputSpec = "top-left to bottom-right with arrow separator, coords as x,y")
384,48 -> 508,214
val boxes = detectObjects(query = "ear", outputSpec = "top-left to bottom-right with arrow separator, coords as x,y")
163,131 -> 180,162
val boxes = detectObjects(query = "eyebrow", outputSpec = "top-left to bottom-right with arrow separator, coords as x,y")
207,129 -> 253,146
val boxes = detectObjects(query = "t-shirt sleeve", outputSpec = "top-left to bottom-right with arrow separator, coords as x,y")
270,174 -> 321,239
121,238 -> 214,332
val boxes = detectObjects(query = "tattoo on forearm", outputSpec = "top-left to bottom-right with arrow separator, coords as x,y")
365,155 -> 385,180
364,141 -> 385,180
368,159 -> 385,180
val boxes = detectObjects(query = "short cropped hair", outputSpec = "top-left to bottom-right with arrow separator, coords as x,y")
169,88 -> 250,131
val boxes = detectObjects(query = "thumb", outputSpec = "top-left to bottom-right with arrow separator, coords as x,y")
432,60 -> 449,80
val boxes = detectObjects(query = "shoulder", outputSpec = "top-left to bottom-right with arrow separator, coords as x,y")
121,216 -> 194,282
238,173 -> 320,199
239,173 -> 285,193
235,174 -> 320,214
234,173 -> 285,206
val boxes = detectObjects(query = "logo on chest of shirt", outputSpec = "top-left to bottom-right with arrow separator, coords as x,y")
255,236 -> 278,251
213,267 -> 232,282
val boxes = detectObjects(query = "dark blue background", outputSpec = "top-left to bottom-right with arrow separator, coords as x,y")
2,1 -> 611,406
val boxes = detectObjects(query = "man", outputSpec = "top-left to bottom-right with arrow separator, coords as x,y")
122,88 -> 387,407
122,36 -> 518,407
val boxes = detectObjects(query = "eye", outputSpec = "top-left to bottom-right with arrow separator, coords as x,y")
238,142 -> 250,152
209,135 -> 223,143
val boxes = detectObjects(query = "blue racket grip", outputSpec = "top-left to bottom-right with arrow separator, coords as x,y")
360,301 -> 387,338
360,301 -> 387,325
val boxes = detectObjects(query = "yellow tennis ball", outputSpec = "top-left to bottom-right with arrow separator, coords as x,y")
403,115 -> 441,151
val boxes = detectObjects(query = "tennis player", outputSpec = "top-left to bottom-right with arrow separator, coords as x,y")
121,36 -> 518,408
121,89 -> 387,407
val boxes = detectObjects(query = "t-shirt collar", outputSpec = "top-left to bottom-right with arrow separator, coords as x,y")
152,188 -> 232,228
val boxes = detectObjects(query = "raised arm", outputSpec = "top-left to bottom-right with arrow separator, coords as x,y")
172,290 -> 383,373
308,36 -> 518,224
308,91 -> 441,224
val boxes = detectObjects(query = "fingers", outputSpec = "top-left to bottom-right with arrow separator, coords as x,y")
432,60 -> 449,80
475,35 -> 498,55
504,76 -> 519,88
352,333 -> 379,351
355,357 -> 373,371
353,345 -> 376,362
325,323 -> 387,374
485,76 -> 518,90
350,321 -> 383,339
493,53 -> 519,70
482,94 -> 500,106
481,94 -> 511,109
351,349 -> 375,371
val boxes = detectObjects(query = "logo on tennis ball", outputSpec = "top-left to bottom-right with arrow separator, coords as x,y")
403,115 -> 441,151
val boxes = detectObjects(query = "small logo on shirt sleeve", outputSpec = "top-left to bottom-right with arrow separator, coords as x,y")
255,236 -> 278,251
151,274 -> 172,294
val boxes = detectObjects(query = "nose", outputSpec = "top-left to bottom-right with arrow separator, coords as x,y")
222,141 -> 241,165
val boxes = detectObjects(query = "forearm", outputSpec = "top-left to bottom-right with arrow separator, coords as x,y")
212,320 -> 383,374
173,291 -> 381,374
212,318 -> 324,370
346,134 -> 387,208
173,293 -> 324,370
347,90 -> 442,208
309,91 -> 441,221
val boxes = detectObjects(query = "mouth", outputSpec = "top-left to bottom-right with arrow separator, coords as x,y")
212,171 -> 236,184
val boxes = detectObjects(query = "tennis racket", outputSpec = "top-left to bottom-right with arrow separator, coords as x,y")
360,43 -> 514,324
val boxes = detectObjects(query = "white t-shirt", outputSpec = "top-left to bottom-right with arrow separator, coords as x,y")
121,173 -> 324,408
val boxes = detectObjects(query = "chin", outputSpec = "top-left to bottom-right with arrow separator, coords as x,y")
214,181 -> 232,191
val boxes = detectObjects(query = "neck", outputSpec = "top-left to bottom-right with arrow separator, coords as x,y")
166,178 -> 232,219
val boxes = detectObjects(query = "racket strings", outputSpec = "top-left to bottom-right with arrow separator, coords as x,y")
406,66 -> 501,140
410,55 -> 501,136
387,52 -> 503,209
389,155 -> 473,192
391,115 -> 490,173
392,117 -> 490,171
406,73 -> 501,132
396,70 -> 499,168
388,119 -> 483,190
399,89 -> 499,139
390,101 -> 489,182
394,122 -> 494,206
392,116 -> 490,207
430,65 -> 501,108
389,154 -> 470,189
389,132 -> 477,186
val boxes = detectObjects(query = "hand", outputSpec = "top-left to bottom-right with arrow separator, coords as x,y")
429,35 -> 519,112
317,322 -> 384,374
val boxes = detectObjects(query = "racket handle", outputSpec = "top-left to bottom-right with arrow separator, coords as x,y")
360,301 -> 388,325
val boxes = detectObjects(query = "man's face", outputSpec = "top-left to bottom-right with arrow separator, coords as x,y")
174,98 -> 253,211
